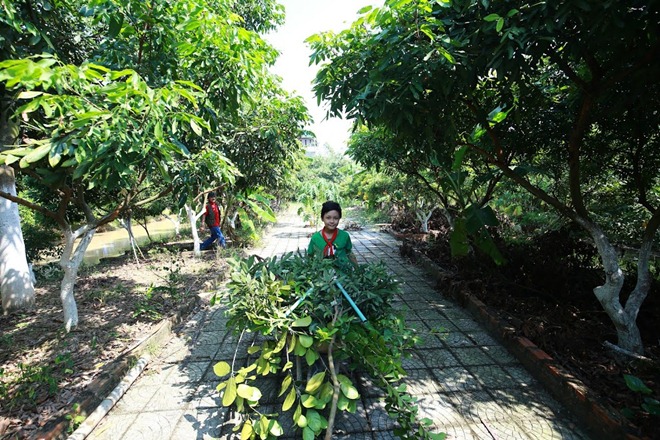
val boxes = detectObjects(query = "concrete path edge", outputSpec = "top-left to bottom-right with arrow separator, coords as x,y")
398,238 -> 647,440
34,294 -> 201,440
66,357 -> 149,440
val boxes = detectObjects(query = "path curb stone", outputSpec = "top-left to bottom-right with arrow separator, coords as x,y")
399,238 -> 646,440
34,294 -> 201,440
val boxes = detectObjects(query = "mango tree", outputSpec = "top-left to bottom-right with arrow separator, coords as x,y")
0,0 -> 301,326
348,125 -> 505,263
0,0 -> 90,312
172,148 -> 238,256
344,98 -> 503,256
219,88 -> 309,242
80,0 -> 290,245
309,0 -> 659,354
0,58 -> 205,330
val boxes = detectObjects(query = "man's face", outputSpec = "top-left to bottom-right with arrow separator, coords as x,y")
209,196 -> 216,203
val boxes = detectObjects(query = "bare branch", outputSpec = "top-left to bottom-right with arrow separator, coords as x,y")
566,93 -> 594,218
0,189 -> 59,222
134,185 -> 173,207
603,341 -> 652,363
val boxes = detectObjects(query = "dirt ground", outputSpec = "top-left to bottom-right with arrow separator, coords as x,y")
395,225 -> 660,439
0,243 -> 228,439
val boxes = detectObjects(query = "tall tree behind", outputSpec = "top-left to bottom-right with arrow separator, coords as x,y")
0,0 -> 309,329
0,115 -> 33,311
309,0 -> 660,354
0,0 -> 93,312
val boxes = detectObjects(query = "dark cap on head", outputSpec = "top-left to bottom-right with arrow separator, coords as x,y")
321,201 -> 342,218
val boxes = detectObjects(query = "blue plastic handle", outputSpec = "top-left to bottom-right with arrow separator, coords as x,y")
285,287 -> 315,317
334,280 -> 368,323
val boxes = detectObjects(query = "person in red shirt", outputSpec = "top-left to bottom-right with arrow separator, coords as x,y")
200,191 -> 227,250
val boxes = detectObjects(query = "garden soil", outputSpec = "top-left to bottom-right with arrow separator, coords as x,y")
1,228 -> 658,439
0,244 -> 228,439
395,225 -> 660,440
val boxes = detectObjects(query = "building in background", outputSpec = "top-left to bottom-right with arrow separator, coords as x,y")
300,132 -> 322,157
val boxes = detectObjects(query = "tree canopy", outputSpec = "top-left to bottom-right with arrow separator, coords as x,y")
309,0 -> 660,354
0,0 -> 310,328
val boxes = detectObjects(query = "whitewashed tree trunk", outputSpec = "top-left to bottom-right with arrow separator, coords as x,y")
164,212 -> 182,236
575,216 -> 648,354
229,211 -> 239,230
59,225 -> 96,331
119,215 -> 144,265
415,205 -> 437,233
0,165 -> 35,312
185,203 -> 204,257
441,208 -> 455,229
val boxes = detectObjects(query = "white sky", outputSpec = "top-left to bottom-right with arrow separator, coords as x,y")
265,0 -> 378,154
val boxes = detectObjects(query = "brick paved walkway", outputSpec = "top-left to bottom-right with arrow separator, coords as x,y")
87,210 -> 590,439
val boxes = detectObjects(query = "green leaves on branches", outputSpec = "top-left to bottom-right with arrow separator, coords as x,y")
212,253 -> 444,439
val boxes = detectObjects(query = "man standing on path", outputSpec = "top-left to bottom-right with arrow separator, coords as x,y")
200,191 -> 226,250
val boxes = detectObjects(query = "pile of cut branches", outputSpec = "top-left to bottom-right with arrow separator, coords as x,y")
212,252 -> 445,439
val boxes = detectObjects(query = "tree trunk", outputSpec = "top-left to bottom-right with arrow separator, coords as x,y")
498,160 -> 653,354
59,225 -> 96,331
229,211 -> 239,230
619,209 -> 660,354
441,208 -> 454,229
575,216 -> 645,354
415,205 -> 437,233
134,216 -> 153,243
119,214 -> 144,265
185,204 -> 203,257
164,212 -> 181,236
0,165 -> 36,312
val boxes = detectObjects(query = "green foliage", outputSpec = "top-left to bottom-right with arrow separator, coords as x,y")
292,153 -> 359,226
212,253 -> 443,439
1,0 -> 306,255
623,374 -> 660,418
14,174 -> 64,261
308,0 -> 659,353
310,0 -> 660,246
0,57 -> 204,185
450,205 -> 505,265
0,368 -> 7,401
132,287 -> 163,320
229,0 -> 285,33
0,0 -> 95,63
0,353 -> 75,411
227,191 -> 277,247
221,93 -> 309,197
32,262 -> 64,282
133,257 -> 187,320
348,132 -> 505,263
347,165 -> 438,229
18,205 -> 63,263
235,215 -> 259,247
65,403 -> 86,434
347,169 -> 402,213
493,179 -> 564,241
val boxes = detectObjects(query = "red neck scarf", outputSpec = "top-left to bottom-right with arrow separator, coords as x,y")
321,228 -> 338,257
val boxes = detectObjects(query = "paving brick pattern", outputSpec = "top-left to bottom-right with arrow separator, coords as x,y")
88,212 -> 590,439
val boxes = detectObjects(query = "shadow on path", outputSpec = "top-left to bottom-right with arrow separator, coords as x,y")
88,212 -> 589,439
